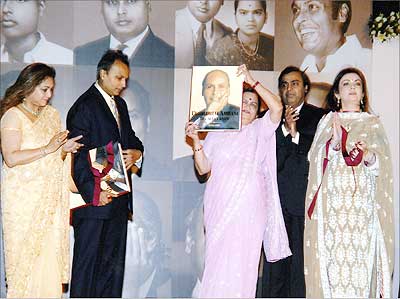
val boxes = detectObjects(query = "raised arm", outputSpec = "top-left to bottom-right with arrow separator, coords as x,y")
237,64 -> 283,123
185,121 -> 211,176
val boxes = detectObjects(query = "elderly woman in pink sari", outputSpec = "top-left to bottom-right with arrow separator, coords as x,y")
185,64 -> 291,298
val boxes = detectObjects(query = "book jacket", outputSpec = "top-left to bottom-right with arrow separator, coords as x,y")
88,141 -> 131,206
189,66 -> 244,131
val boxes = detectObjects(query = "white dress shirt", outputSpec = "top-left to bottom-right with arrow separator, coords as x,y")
109,26 -> 150,59
301,34 -> 371,82
95,81 -> 119,122
1,32 -> 73,65
185,7 -> 213,46
94,82 -> 142,166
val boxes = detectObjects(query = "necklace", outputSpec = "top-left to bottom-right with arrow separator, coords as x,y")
21,101 -> 41,117
341,110 -> 361,113
238,34 -> 259,57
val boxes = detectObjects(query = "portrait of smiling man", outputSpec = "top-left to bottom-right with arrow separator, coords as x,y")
74,0 -> 174,68
290,0 -> 371,76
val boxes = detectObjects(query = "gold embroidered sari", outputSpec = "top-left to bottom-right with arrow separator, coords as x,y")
1,106 -> 69,298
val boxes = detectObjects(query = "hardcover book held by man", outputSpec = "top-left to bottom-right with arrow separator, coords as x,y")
89,141 -> 131,206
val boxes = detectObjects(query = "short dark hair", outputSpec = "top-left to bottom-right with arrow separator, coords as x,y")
331,0 -> 352,34
278,66 -> 310,95
326,67 -> 369,112
96,49 -> 129,80
234,0 -> 266,13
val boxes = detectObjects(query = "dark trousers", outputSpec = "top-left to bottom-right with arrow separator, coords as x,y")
261,211 -> 305,298
70,215 -> 128,298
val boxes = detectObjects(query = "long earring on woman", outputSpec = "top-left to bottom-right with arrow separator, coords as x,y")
360,98 -> 364,111
336,96 -> 341,110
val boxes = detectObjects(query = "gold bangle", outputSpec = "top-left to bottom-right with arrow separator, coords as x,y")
364,152 -> 376,166
193,145 -> 203,152
40,147 -> 46,157
41,146 -> 50,156
332,143 -> 341,151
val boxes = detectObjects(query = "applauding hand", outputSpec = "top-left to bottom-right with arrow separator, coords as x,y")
63,135 -> 83,153
331,112 -> 342,149
284,105 -> 299,137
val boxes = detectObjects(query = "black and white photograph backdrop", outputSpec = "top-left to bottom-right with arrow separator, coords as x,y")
0,1 -> 398,298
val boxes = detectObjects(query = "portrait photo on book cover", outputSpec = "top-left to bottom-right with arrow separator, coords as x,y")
189,66 -> 244,131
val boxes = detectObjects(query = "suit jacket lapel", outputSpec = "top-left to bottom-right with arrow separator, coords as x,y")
129,29 -> 152,65
115,96 -> 126,135
297,104 -> 311,130
90,85 -> 120,136
102,36 -> 111,51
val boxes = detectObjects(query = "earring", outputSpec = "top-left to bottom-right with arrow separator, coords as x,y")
336,96 -> 341,109
360,98 -> 364,111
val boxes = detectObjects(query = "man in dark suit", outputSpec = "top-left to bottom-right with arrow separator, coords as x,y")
260,66 -> 326,298
67,50 -> 144,298
74,0 -> 173,68
190,69 -> 240,130
175,0 -> 232,68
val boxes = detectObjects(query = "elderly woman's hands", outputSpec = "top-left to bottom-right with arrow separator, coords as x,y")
185,121 -> 200,143
186,121 -> 210,175
237,64 -> 256,86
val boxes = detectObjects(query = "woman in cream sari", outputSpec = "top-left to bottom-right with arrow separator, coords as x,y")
304,67 -> 394,298
0,63 -> 82,298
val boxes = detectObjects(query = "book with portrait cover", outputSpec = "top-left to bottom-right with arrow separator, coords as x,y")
88,141 -> 131,206
189,66 -> 244,131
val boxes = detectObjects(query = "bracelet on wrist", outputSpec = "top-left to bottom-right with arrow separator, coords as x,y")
251,81 -> 260,89
364,152 -> 376,166
193,145 -> 203,152
40,147 -> 47,157
43,146 -> 50,156
331,140 -> 341,151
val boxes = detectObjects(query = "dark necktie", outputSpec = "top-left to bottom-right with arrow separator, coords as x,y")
116,43 -> 128,53
194,23 -> 206,65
